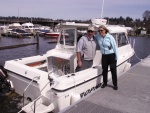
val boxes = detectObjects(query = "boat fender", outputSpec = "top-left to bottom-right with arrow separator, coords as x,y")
70,93 -> 81,104
124,62 -> 131,72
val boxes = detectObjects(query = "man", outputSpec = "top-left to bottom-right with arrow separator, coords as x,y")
76,26 -> 96,72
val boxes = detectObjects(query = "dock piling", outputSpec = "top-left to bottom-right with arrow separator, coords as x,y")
36,32 -> 40,49
0,31 -> 1,38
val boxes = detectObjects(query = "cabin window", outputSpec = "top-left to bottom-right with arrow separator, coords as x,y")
60,29 -> 75,46
111,33 -> 118,46
117,33 -> 128,47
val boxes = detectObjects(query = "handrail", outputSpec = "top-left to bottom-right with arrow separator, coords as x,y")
23,76 -> 40,106
33,101 -> 36,113
30,81 -> 52,113
21,71 -> 56,112
18,95 -> 42,113
20,80 -> 52,113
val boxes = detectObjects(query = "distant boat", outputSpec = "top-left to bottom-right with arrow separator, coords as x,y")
38,26 -> 53,36
22,23 -> 39,34
8,28 -> 32,38
44,31 -> 60,38
0,26 -> 9,36
44,32 -> 69,38
8,23 -> 22,30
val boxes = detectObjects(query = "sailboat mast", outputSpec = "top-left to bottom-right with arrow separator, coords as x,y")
18,7 -> 20,22
101,0 -> 104,19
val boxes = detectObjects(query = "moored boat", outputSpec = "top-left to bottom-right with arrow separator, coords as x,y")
3,19 -> 134,113
8,29 -> 32,38
22,23 -> 39,34
0,25 -> 9,36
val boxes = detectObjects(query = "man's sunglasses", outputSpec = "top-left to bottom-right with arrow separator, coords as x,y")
88,30 -> 94,33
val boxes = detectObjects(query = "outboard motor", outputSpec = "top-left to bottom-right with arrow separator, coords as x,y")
0,65 -> 8,81
0,65 -> 12,95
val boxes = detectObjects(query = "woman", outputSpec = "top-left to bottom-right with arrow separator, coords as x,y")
95,25 -> 119,90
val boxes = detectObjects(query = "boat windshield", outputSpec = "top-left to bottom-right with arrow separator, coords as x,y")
59,28 -> 76,47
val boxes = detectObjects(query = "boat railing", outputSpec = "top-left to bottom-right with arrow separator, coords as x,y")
18,95 -> 42,113
20,80 -> 52,113
31,81 -> 52,113
22,76 -> 40,107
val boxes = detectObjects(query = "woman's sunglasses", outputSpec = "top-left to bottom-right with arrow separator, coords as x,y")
98,30 -> 104,32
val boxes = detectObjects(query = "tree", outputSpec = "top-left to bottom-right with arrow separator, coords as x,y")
143,10 -> 150,21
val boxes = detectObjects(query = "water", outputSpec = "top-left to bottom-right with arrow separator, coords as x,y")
0,36 -> 56,113
0,36 -> 150,113
129,36 -> 150,65
0,36 -> 56,65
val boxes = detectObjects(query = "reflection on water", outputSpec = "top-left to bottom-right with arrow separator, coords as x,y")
0,36 -> 150,113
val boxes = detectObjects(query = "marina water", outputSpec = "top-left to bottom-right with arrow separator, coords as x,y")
0,36 -> 150,113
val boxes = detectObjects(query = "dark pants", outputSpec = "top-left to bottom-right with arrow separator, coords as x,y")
102,53 -> 117,86
75,60 -> 93,72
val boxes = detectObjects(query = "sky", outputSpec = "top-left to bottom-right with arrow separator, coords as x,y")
0,0 -> 150,20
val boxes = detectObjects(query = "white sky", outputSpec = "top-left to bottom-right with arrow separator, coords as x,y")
0,0 -> 150,20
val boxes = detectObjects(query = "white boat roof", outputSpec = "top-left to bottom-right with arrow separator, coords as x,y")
124,27 -> 133,31
22,23 -> 34,26
0,25 -> 8,28
60,22 -> 127,33
106,25 -> 127,33
58,22 -> 89,28
8,23 -> 21,27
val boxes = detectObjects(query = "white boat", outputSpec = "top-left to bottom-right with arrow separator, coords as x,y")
44,31 -> 60,38
8,23 -> 22,30
0,23 -> 21,36
8,29 -> 32,38
4,19 -> 134,113
22,23 -> 39,34
0,25 -> 9,35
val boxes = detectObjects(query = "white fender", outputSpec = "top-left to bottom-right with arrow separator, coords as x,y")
124,62 -> 131,72
70,93 -> 81,104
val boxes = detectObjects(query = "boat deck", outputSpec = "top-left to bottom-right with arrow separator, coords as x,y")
60,55 -> 150,113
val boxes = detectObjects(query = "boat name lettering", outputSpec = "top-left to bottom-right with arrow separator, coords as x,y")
80,83 -> 101,98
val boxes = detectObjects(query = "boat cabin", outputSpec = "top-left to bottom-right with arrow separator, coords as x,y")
46,22 -> 130,76
22,23 -> 38,33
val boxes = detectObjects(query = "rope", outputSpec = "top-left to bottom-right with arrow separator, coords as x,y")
133,39 -> 143,61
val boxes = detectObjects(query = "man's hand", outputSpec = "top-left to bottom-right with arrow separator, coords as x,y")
77,60 -> 82,67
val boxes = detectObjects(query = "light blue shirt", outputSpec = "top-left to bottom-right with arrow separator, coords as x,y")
95,33 -> 119,60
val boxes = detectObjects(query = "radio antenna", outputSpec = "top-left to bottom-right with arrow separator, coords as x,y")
101,0 -> 105,19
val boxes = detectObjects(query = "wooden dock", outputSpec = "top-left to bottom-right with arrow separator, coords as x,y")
0,43 -> 37,50
60,55 -> 150,113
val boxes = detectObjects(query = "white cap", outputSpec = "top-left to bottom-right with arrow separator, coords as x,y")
88,26 -> 95,31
